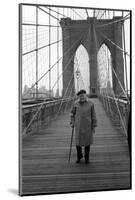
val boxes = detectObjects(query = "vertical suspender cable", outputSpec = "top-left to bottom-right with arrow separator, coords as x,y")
113,10 -> 115,17
19,4 -> 23,194
93,9 -> 95,17
122,12 -> 128,97
70,8 -> 72,18
108,10 -> 110,19
57,7 -> 59,97
36,6 -> 38,99
67,8 -> 68,17
49,8 -> 51,97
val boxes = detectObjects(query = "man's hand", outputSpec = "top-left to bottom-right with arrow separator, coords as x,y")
92,128 -> 95,134
70,122 -> 74,128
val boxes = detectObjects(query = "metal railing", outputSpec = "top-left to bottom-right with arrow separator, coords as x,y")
98,94 -> 130,137
22,97 -> 74,135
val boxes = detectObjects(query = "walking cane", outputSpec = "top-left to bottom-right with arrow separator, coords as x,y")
68,125 -> 74,163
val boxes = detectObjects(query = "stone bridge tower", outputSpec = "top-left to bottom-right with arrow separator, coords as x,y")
60,17 -> 125,97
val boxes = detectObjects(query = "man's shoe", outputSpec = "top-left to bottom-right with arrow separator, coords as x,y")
80,154 -> 83,159
85,160 -> 89,164
76,159 -> 80,164
76,154 -> 83,164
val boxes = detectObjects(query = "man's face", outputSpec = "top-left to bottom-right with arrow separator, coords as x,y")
78,93 -> 87,102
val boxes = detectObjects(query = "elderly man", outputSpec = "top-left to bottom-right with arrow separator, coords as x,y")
70,90 -> 97,164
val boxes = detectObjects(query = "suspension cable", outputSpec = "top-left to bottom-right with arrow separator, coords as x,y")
71,8 -> 84,19
23,53 -> 74,134
22,23 -> 60,28
85,9 -> 89,18
55,32 -> 87,116
94,24 -> 127,135
100,44 -> 128,121
23,40 -> 62,56
51,48 -> 77,91
99,32 -> 130,57
23,33 -> 83,97
23,52 -> 74,134
46,6 -> 68,18
23,34 -> 84,133
96,10 -> 101,19
55,32 -> 87,117
101,45 -> 128,98
57,7 -> 60,97
94,21 -> 111,113
112,91 -> 127,136
55,71 -> 75,118
122,12 -> 129,96
99,10 -> 106,19
112,67 -> 127,98
96,13 -> 130,28
22,31 -> 81,56
38,6 -> 60,21
64,82 -> 76,113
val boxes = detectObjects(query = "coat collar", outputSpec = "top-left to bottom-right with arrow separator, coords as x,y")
78,97 -> 88,103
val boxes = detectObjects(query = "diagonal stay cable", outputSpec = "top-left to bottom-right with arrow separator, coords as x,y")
23,33 -> 84,133
24,51 -> 75,134
51,52 -> 75,91
94,25 -> 127,135
23,39 -> 62,56
96,10 -> 101,19
23,55 -> 73,134
94,21 -> 114,116
23,33 -> 82,97
55,70 -> 75,118
101,45 -> 128,98
71,8 -> 84,19
46,6 -> 68,18
96,13 -> 130,28
22,23 -> 60,28
122,12 -> 128,96
55,31 -> 87,118
112,67 -> 127,98
38,6 -> 60,21
22,31 -> 81,56
85,9 -> 89,18
99,32 -> 130,57
64,83 -> 76,113
24,66 -> 75,135
99,10 -> 106,19
111,90 -> 127,136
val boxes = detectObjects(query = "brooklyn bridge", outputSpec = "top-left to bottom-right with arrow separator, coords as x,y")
19,3 -> 131,195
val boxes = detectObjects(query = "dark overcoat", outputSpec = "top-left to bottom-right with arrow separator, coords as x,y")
70,98 -> 97,146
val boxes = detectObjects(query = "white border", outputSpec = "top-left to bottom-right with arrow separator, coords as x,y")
0,0 -> 134,199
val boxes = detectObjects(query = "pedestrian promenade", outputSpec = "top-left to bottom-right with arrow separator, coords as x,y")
22,98 -> 130,195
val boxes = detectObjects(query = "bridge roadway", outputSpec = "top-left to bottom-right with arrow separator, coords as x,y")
22,98 -> 130,195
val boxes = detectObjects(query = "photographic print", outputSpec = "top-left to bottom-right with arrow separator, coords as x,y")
19,3 -> 131,196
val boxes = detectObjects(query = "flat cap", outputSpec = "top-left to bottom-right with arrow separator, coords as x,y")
77,89 -> 86,96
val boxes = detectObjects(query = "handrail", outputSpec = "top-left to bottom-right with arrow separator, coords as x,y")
101,95 -> 129,104
22,97 -> 75,109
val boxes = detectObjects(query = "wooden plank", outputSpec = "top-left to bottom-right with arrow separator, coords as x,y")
21,98 -> 131,195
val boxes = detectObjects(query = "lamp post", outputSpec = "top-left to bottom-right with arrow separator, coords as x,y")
76,68 -> 80,92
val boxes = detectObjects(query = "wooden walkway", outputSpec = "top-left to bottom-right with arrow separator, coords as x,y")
21,99 -> 130,195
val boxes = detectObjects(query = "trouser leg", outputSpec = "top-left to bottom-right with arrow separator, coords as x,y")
85,145 -> 90,163
76,145 -> 83,160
